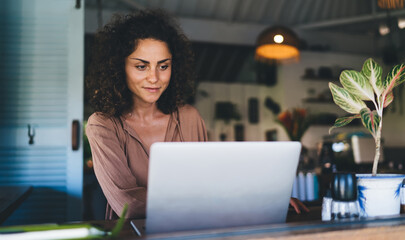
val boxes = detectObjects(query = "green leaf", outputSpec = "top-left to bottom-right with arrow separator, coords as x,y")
328,115 -> 360,134
110,203 -> 128,237
382,63 -> 405,95
361,58 -> 384,97
340,70 -> 374,101
329,82 -> 367,114
381,91 -> 394,108
360,108 -> 380,137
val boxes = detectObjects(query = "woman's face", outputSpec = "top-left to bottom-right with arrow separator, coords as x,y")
125,38 -> 172,106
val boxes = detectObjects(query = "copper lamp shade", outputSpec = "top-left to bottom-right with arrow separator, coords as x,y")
255,26 -> 300,63
378,0 -> 404,9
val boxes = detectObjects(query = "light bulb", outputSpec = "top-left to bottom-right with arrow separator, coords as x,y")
379,24 -> 390,35
273,34 -> 284,43
398,18 -> 405,29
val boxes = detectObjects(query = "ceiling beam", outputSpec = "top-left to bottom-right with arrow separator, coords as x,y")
339,0 -> 349,19
320,0 -> 333,21
256,0 -> 272,23
296,9 -> 405,30
85,8 -> 267,45
289,0 -> 306,25
297,0 -> 315,24
274,0 -> 286,23
372,0 -> 377,15
309,0 -> 324,23
85,8 -> 379,55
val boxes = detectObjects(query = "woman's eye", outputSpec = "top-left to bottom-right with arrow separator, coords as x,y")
136,65 -> 146,70
159,65 -> 169,70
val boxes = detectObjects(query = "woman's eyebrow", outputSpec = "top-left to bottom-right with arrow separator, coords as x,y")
129,58 -> 171,64
131,58 -> 149,64
158,58 -> 171,64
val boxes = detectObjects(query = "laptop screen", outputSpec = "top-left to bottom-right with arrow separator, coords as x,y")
145,141 -> 301,234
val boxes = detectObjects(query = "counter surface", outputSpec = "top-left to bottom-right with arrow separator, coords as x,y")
92,206 -> 405,239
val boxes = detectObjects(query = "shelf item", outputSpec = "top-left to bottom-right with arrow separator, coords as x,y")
302,67 -> 316,78
248,98 -> 259,124
308,113 -> 338,126
318,66 -> 334,79
302,66 -> 337,80
303,98 -> 334,104
301,77 -> 338,82
234,124 -> 245,141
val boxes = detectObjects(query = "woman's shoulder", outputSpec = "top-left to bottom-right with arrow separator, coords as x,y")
86,112 -> 127,146
176,104 -> 206,127
87,112 -> 122,130
177,104 -> 201,118
176,104 -> 207,141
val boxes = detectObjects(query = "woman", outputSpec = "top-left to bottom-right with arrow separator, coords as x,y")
86,9 -> 307,220
85,10 -> 207,219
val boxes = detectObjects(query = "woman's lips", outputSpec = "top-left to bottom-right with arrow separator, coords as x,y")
144,87 -> 160,93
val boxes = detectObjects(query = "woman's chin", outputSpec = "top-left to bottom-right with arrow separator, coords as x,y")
135,97 -> 161,106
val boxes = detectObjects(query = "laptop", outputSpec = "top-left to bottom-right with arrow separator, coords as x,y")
134,141 -> 301,235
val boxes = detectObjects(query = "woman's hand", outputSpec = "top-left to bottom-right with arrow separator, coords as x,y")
289,197 -> 310,214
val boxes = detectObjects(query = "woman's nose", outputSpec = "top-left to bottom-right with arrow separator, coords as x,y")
147,68 -> 158,83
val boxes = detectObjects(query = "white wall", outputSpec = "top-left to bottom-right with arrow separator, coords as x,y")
195,82 -> 287,142
195,51 -> 405,149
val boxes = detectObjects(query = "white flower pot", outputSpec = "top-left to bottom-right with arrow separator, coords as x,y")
356,174 -> 405,217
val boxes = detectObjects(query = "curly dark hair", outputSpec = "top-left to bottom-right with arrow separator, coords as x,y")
86,9 -> 195,117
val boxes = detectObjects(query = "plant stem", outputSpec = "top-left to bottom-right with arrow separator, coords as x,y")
372,99 -> 379,114
372,118 -> 383,176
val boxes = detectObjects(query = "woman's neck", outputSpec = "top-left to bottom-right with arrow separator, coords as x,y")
128,102 -> 161,122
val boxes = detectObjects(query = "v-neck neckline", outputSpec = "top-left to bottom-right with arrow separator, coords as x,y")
119,111 -> 178,154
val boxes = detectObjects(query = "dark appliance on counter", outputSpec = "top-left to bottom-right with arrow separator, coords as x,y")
317,133 -> 384,197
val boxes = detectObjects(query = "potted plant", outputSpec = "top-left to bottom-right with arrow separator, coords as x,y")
276,108 -> 317,167
276,108 -> 310,142
328,58 -> 405,217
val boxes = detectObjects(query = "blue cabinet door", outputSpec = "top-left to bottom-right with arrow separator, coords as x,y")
0,0 -> 84,224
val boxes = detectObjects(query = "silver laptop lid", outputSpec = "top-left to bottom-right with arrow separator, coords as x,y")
146,141 -> 301,234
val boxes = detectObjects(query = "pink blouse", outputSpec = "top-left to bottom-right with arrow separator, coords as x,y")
86,105 -> 208,219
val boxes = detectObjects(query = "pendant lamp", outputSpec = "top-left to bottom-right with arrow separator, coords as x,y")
255,26 -> 300,63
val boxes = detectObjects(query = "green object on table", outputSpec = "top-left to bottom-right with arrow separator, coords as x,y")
110,203 -> 128,237
0,204 -> 128,239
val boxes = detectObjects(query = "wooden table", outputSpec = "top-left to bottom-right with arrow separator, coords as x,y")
3,203 -> 405,239
117,214 -> 405,239
89,203 -> 405,239
0,186 -> 33,224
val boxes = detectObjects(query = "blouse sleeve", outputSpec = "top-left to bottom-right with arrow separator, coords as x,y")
86,114 -> 146,219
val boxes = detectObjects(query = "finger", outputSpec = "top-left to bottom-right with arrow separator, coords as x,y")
294,204 -> 301,214
297,200 -> 310,212
290,199 -> 301,214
